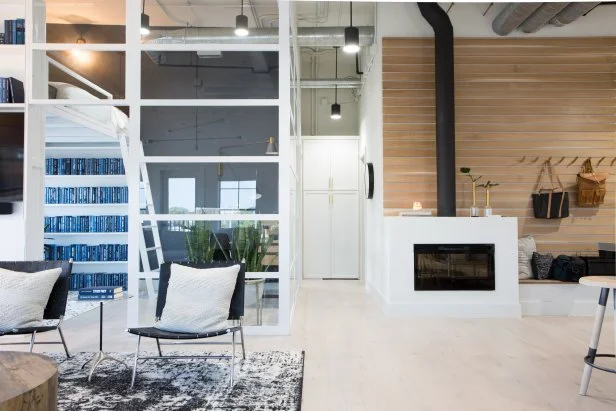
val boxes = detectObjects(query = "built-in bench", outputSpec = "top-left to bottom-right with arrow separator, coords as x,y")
519,278 -> 614,316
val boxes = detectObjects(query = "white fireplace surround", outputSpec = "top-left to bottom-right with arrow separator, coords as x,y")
376,217 -> 521,318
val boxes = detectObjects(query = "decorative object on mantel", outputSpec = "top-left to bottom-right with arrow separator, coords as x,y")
478,180 -> 499,217
460,167 -> 482,217
577,158 -> 608,207
532,160 -> 569,219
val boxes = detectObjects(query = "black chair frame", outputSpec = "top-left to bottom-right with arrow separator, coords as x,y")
127,261 -> 246,388
0,260 -> 73,358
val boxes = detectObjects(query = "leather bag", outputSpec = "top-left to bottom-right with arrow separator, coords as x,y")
532,160 -> 569,219
552,255 -> 586,282
577,158 -> 608,207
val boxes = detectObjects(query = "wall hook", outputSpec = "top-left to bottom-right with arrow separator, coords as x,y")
530,156 -> 539,164
611,158 -> 616,167
555,157 -> 565,166
567,156 -> 579,167
547,156 -> 552,163
597,157 -> 606,167
519,156 -> 526,163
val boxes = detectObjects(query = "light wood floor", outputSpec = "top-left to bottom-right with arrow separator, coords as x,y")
3,280 -> 615,411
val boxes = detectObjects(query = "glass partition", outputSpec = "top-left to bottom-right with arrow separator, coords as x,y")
141,106 -> 278,156
141,51 -> 279,99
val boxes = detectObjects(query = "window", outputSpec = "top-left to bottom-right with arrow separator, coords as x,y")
220,180 -> 257,228
168,178 -> 196,231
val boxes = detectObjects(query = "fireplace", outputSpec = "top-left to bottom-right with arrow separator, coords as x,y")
414,244 -> 495,291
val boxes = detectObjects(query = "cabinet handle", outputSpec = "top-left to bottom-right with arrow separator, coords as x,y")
329,176 -> 333,190
329,193 -> 333,206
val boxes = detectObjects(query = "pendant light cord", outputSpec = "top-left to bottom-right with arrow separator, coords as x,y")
350,1 -> 353,27
241,0 -> 244,16
142,0 -> 146,13
334,47 -> 338,103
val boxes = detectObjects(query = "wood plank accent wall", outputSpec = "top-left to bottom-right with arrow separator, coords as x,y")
382,37 -> 616,255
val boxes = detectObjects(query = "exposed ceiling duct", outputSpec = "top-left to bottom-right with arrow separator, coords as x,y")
299,79 -> 362,89
518,2 -> 569,33
145,26 -> 375,47
492,3 -> 542,36
492,2 -> 597,35
549,2 -> 601,26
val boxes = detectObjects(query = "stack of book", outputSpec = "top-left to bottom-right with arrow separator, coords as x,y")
78,286 -> 123,300
0,77 -> 24,103
2,19 -> 25,44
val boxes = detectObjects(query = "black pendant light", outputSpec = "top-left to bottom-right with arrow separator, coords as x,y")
140,0 -> 150,35
343,2 -> 360,54
331,47 -> 341,120
235,0 -> 249,37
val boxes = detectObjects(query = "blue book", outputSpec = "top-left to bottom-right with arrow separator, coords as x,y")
15,19 -> 24,44
78,294 -> 116,300
79,286 -> 122,295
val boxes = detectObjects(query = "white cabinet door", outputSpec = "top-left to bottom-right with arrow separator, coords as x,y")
330,140 -> 359,191
303,192 -> 332,279
303,140 -> 332,191
330,191 -> 360,279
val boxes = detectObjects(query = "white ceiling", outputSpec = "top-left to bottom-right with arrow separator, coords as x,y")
45,0 -> 376,28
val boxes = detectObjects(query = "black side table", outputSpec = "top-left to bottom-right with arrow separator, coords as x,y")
76,293 -> 133,381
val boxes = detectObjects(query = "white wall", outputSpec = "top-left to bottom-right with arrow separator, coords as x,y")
379,2 -> 616,37
359,40 -> 384,298
0,202 -> 25,260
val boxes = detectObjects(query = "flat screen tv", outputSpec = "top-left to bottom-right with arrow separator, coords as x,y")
0,114 -> 24,202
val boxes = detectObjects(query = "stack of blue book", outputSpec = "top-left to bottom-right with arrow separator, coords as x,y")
2,19 -> 25,44
78,286 -> 123,300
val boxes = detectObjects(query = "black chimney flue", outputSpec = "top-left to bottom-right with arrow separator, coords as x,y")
418,3 -> 456,217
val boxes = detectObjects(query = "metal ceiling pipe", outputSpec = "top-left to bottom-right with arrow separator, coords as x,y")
519,2 -> 570,33
492,3 -> 542,36
146,26 -> 375,47
299,79 -> 362,89
549,2 -> 600,26
417,3 -> 456,217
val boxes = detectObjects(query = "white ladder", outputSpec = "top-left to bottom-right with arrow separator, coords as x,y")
119,135 -> 164,298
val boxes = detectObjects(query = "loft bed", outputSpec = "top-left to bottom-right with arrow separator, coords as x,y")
45,57 -> 128,148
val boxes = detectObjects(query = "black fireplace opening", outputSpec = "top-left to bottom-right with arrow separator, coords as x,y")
414,244 -> 495,291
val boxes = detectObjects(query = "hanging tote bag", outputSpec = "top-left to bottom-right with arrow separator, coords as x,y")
532,160 -> 569,219
577,158 -> 608,207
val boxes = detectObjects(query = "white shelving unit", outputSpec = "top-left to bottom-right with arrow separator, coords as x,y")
44,154 -> 129,286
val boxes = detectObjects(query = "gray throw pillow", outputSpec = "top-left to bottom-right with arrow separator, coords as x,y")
0,267 -> 62,332
532,252 -> 554,280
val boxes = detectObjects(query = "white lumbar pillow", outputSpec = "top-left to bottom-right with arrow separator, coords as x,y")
156,264 -> 240,333
518,235 -> 537,280
0,267 -> 62,332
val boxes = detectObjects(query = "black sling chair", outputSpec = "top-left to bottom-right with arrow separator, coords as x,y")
127,261 -> 246,388
0,260 -> 73,358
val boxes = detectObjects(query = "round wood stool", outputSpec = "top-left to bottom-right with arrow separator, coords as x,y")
0,351 -> 58,410
578,276 -> 616,396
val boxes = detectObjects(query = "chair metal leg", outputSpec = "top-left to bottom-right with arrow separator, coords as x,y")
580,288 -> 609,395
239,326 -> 246,360
156,338 -> 162,357
29,331 -> 37,353
131,336 -> 142,388
58,326 -> 70,359
229,331 -> 236,388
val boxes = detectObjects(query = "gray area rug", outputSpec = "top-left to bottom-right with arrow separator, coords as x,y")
48,351 -> 304,411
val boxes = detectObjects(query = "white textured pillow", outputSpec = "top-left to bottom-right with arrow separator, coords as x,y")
0,267 -> 62,332
518,236 -> 537,280
156,264 -> 240,333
